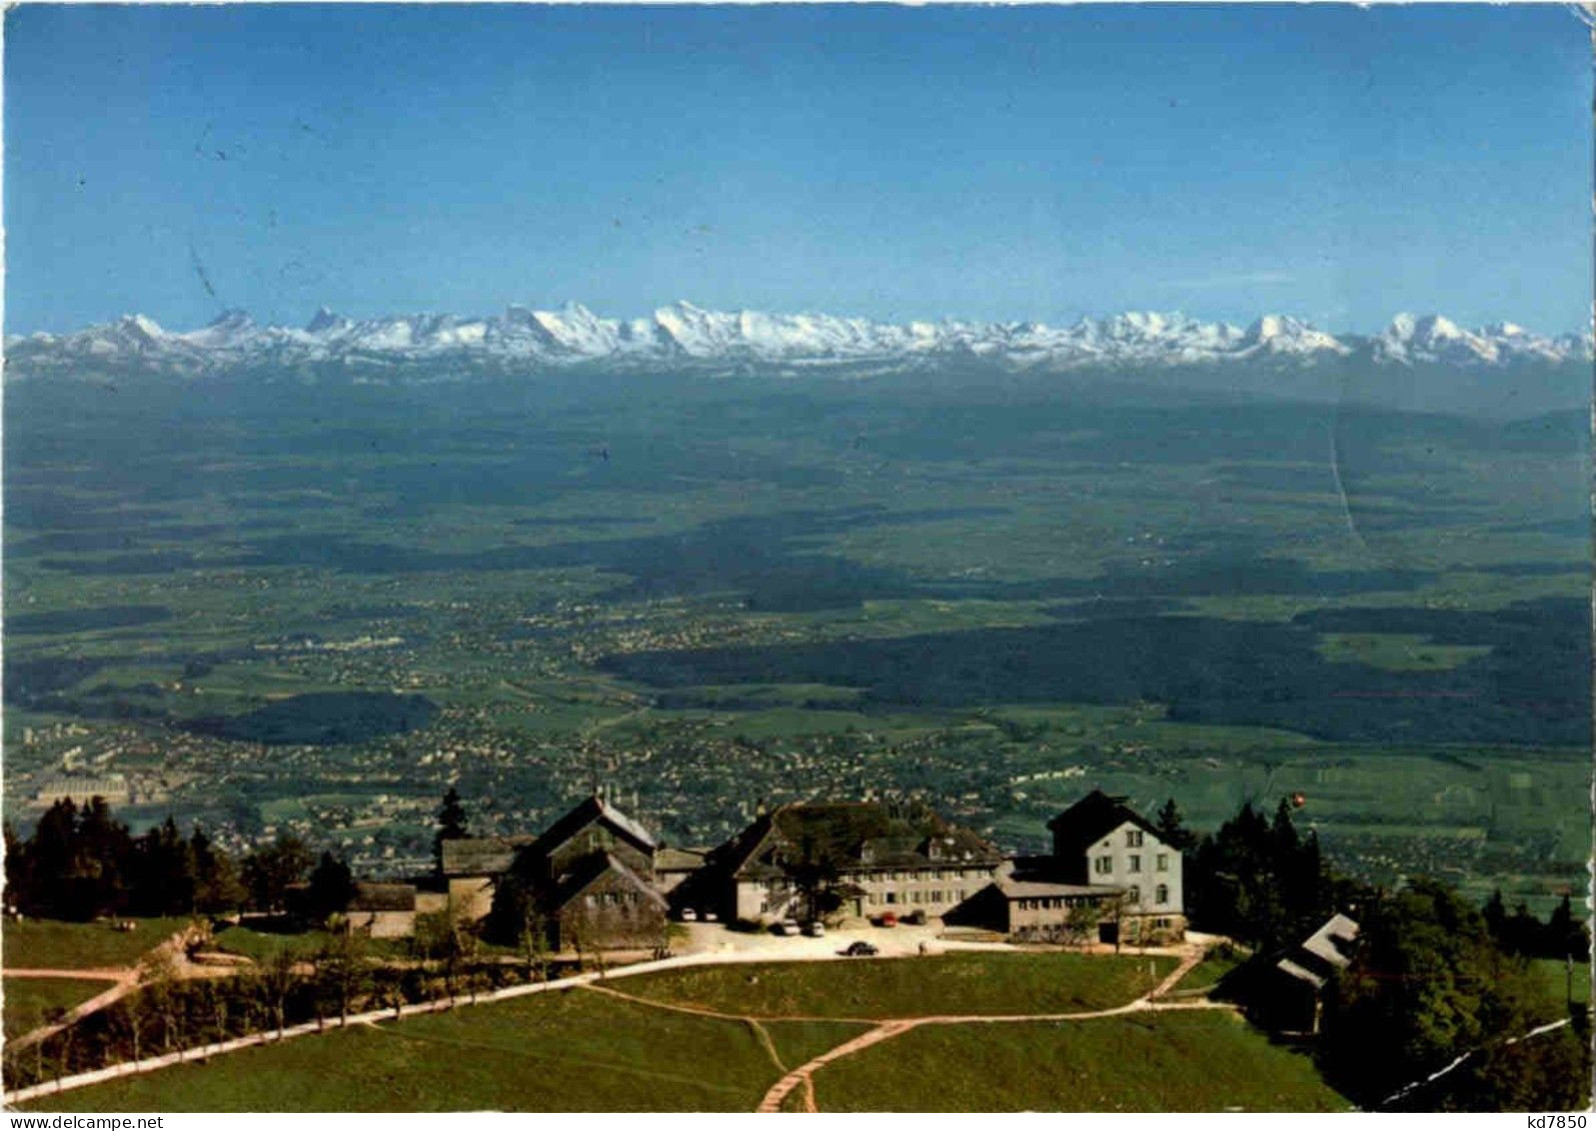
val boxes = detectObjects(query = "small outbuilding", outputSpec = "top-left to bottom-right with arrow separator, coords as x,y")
345,882 -> 418,939
1247,912 -> 1361,1034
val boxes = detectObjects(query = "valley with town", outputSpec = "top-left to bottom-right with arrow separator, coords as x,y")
4,344 -> 1591,1111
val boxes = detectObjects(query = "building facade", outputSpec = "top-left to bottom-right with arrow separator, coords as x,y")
1042,790 -> 1186,943
703,800 -> 1005,925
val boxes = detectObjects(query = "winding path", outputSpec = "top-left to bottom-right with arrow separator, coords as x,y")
6,935 -> 1227,1110
753,941 -> 1218,1113
7,927 -> 199,1053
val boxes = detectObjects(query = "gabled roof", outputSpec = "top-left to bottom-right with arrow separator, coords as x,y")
655,846 -> 708,872
440,834 -> 538,877
1274,913 -> 1360,989
1299,913 -> 1359,969
710,813 -> 784,880
531,795 -> 656,860
550,851 -> 668,913
348,882 -> 417,913
1047,790 -> 1163,856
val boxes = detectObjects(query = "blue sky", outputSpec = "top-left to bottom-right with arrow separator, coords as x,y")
6,4 -> 1591,335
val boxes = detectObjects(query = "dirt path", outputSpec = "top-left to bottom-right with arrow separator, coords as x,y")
752,939 -> 1218,1113
6,932 -> 1227,1108
6,927 -> 201,1052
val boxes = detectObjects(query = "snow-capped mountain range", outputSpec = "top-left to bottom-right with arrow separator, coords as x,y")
6,301 -> 1590,381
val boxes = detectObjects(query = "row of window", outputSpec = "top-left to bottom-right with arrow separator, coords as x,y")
582,890 -> 642,908
1092,853 -> 1171,875
1015,885 -> 1172,912
867,889 -> 969,906
1015,896 -> 1089,911
864,867 -> 994,882
1129,885 -> 1171,905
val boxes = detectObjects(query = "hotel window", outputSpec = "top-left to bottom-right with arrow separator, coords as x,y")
1128,855 -> 1142,873
1128,886 -> 1141,904
1155,884 -> 1169,905
885,892 -> 898,905
1126,830 -> 1144,848
1094,855 -> 1112,875
1156,854 -> 1169,872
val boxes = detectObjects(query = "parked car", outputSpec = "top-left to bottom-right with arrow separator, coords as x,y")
774,919 -> 801,936
803,921 -> 826,937
843,940 -> 879,957
703,911 -> 719,922
679,908 -> 698,922
905,909 -> 928,926
876,911 -> 898,928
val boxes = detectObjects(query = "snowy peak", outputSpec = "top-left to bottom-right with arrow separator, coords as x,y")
1373,312 -> 1583,366
6,302 -> 1590,381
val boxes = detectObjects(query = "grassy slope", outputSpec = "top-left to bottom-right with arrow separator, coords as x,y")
25,953 -> 1350,1113
622,952 -> 1176,1019
1530,957 -> 1592,1008
2,918 -> 191,970
23,988 -> 805,1112
212,925 -> 408,962
1169,947 -> 1249,995
813,1011 -> 1352,1112
3,977 -> 113,1038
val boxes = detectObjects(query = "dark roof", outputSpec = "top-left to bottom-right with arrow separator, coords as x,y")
530,795 -> 656,860
348,882 -> 417,913
551,851 -> 668,913
1047,790 -> 1163,856
995,879 -> 1122,901
719,800 -> 1003,879
440,834 -> 537,878
710,812 -> 783,880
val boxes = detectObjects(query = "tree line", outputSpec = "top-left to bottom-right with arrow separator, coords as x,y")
5,796 -> 362,925
1154,796 -> 1590,1112
1,929 -> 568,1094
